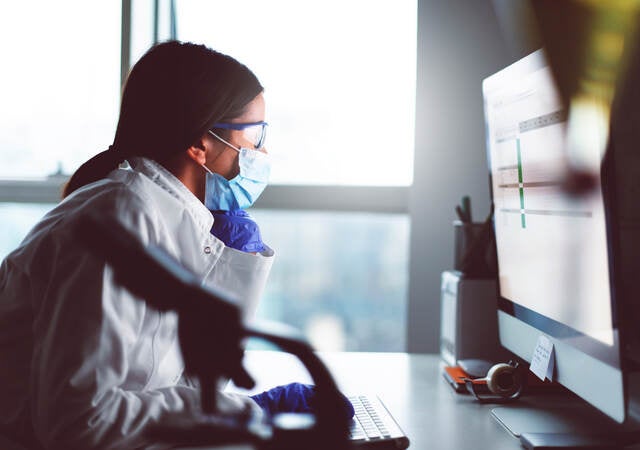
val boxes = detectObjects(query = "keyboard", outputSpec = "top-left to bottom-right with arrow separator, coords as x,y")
348,395 -> 410,449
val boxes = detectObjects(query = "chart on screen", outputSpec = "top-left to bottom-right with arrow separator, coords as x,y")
484,62 -> 613,346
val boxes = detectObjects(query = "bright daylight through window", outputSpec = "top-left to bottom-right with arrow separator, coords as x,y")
0,0 -> 120,256
0,1 -> 120,178
175,0 -> 417,186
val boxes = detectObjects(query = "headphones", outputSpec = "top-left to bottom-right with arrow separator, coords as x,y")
463,360 -> 524,403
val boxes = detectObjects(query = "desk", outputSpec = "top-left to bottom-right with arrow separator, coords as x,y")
219,351 -> 521,450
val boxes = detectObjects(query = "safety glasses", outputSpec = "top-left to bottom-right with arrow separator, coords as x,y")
211,121 -> 268,150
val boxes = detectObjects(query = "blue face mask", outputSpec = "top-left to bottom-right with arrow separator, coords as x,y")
203,134 -> 271,211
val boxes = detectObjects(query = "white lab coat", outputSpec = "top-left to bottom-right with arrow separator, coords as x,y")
0,157 -> 274,449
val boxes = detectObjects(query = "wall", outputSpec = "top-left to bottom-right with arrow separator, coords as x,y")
407,0 -> 512,352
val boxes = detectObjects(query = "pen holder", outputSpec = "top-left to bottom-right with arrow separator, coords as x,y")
453,220 -> 497,278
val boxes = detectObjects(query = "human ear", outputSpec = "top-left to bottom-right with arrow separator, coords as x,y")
186,137 -> 207,166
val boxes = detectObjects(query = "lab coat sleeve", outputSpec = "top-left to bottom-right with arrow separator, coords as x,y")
31,234 -> 183,449
30,221 -> 255,449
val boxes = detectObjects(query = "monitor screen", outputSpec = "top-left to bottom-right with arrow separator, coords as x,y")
483,49 -> 625,422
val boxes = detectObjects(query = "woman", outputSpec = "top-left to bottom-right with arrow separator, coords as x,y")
0,41 -> 297,449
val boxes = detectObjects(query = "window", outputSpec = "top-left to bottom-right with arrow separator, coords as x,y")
252,210 -> 410,351
175,0 -> 417,186
0,0 -> 121,258
0,1 -> 121,178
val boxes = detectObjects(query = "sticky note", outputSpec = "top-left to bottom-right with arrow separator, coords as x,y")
530,335 -> 555,381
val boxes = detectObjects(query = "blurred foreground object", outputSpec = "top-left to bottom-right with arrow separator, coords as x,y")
493,0 -> 640,195
534,0 -> 640,190
73,211 -> 350,450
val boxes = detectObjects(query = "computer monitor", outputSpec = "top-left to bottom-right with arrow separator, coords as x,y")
483,48 -> 632,425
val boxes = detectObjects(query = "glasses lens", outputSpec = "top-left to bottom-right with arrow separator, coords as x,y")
257,124 -> 267,149
242,123 -> 267,149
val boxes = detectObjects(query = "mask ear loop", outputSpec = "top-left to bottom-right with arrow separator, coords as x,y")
202,130 -> 243,176
208,130 -> 241,153
201,163 -> 214,175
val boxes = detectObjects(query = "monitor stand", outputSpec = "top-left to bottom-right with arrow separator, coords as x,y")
492,393 -> 640,449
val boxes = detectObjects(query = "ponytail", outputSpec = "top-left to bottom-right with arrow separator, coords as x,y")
62,147 -> 124,198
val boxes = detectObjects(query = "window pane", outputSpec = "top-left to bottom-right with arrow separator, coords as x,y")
0,2 -> 121,178
130,0 -> 156,66
251,210 -> 410,351
176,0 -> 417,186
0,204 -> 54,260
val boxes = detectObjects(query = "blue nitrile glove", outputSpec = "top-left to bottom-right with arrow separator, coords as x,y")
210,209 -> 266,253
250,382 -> 355,420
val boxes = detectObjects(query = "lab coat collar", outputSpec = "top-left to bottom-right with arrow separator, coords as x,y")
128,157 -> 214,232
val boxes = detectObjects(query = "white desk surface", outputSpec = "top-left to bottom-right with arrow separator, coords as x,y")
216,351 -> 522,450
184,351 -> 640,450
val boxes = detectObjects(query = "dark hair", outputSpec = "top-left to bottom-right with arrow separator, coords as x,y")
63,41 -> 263,198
